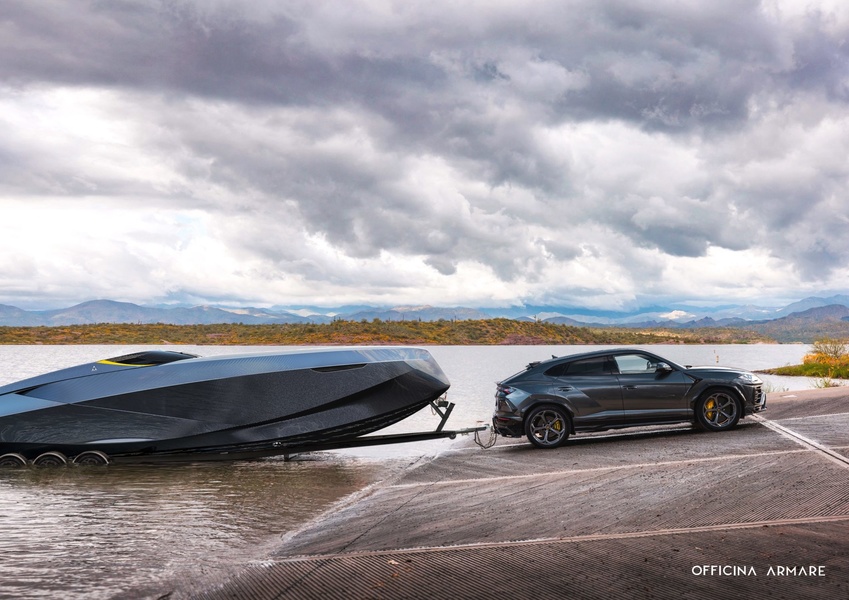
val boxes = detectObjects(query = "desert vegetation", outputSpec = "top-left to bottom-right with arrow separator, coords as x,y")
0,319 -> 772,346
760,338 -> 849,384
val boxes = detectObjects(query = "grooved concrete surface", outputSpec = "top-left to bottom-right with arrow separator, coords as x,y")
181,388 -> 849,599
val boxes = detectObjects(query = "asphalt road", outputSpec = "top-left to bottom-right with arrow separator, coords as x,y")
178,387 -> 849,599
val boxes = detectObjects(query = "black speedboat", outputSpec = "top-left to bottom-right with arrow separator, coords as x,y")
0,347 -> 451,466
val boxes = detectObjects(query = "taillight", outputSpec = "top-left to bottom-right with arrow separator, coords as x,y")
495,384 -> 518,412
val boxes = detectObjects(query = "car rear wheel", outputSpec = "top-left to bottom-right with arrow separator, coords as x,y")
695,390 -> 740,431
525,405 -> 571,449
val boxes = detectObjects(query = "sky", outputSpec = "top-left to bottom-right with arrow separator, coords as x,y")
2,0 -> 848,311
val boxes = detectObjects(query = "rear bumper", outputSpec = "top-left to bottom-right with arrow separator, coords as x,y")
492,415 -> 523,438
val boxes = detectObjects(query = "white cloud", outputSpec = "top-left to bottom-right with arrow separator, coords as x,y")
1,0 -> 848,311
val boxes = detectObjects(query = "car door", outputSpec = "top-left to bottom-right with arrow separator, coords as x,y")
547,355 -> 625,429
613,353 -> 693,424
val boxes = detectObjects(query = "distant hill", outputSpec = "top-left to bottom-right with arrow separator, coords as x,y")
674,317 -> 750,329
740,304 -> 849,342
344,306 -> 491,322
1,296 -> 849,342
0,300 -> 311,326
0,304 -> 31,322
775,295 -> 849,317
0,300 -> 493,327
542,316 -> 594,326
554,316 -> 750,329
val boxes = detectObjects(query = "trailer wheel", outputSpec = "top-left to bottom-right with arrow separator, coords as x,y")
73,451 -> 110,466
33,451 -> 68,467
0,453 -> 27,468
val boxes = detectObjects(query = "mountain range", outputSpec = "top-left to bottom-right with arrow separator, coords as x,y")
2,295 -> 849,339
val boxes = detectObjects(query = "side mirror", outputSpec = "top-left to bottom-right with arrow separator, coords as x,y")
655,362 -> 673,373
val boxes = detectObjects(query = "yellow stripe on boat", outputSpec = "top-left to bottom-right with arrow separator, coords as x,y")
96,360 -> 155,367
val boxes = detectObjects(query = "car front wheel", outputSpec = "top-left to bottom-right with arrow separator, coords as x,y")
525,405 -> 571,449
695,390 -> 740,431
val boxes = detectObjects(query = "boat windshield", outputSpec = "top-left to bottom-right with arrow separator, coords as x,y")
101,351 -> 199,366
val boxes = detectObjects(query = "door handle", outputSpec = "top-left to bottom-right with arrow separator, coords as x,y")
558,386 -> 573,391
623,385 -> 637,390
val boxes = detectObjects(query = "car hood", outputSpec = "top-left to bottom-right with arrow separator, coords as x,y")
682,366 -> 750,379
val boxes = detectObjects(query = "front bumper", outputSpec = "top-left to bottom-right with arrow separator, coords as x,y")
745,385 -> 767,415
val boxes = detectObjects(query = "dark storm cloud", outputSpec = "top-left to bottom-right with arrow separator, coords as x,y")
0,1 -> 444,106
2,0 -> 849,306
0,1 -> 818,127
784,16 -> 849,100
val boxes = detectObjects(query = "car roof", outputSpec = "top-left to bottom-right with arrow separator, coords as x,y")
529,347 -> 681,370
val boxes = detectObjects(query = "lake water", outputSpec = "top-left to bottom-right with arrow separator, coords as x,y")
0,344 -> 815,598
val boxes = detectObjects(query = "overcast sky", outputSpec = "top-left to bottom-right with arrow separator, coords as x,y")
2,0 -> 848,311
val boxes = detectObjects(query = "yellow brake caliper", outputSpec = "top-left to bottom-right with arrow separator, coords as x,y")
705,398 -> 716,420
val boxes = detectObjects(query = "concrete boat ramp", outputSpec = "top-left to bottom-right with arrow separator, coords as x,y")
175,388 -> 849,599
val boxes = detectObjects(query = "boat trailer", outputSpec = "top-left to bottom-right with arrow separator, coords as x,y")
280,398 -> 489,459
0,398 -> 490,466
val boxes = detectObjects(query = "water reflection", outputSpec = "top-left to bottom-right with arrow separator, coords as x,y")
0,456 -> 391,599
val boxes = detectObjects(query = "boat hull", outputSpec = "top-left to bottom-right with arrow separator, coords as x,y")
0,347 -> 450,461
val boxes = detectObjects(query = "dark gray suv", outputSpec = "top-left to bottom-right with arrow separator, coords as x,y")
492,348 -> 767,449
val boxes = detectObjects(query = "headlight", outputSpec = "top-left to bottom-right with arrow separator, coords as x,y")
736,372 -> 762,384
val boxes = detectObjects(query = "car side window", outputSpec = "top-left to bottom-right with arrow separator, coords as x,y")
613,354 -> 656,374
546,356 -> 610,377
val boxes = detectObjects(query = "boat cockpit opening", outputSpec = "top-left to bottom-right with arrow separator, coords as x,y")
99,351 -> 199,367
